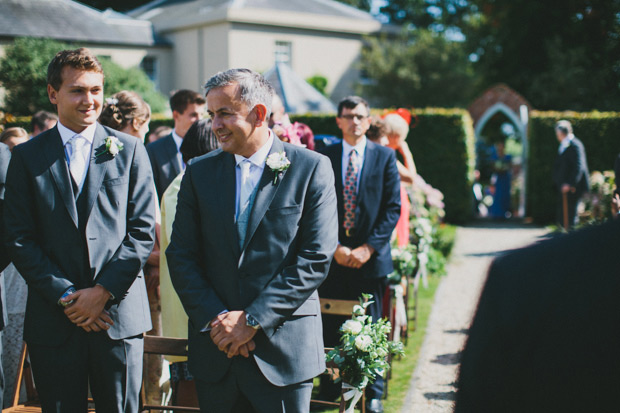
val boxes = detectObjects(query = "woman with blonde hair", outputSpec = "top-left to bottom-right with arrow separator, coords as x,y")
383,113 -> 417,184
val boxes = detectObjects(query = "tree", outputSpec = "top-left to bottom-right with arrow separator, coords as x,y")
360,29 -> 479,107
306,75 -> 329,96
0,38 -> 167,116
379,0 -> 474,31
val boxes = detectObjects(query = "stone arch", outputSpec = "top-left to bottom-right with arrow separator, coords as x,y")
468,84 -> 532,218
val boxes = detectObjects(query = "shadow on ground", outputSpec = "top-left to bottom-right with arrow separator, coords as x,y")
424,391 -> 456,401
431,352 -> 462,366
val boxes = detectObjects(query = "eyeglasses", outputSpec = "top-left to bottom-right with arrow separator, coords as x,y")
339,114 -> 368,121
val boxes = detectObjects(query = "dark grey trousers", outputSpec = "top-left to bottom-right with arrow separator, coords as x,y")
195,356 -> 313,413
28,329 -> 143,413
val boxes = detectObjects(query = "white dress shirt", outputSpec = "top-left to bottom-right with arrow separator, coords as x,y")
172,129 -> 185,170
558,134 -> 575,155
342,137 -> 367,193
58,121 -> 97,193
234,132 -> 275,219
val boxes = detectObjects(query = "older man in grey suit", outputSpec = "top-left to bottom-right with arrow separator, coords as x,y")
4,48 -> 156,412
167,69 -> 338,412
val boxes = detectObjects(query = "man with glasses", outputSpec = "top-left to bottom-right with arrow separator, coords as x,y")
318,96 -> 401,413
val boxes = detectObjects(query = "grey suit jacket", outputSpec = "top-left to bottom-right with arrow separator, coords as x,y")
146,133 -> 182,201
0,142 -> 10,330
4,124 -> 156,345
166,138 -> 338,386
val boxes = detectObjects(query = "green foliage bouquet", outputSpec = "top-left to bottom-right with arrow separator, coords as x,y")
388,245 -> 418,285
326,295 -> 404,411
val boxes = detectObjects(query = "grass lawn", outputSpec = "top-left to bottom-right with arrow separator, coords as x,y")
314,273 -> 443,412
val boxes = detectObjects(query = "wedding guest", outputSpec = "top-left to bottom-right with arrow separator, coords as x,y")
159,118 -> 219,407
30,110 -> 58,138
319,96 -> 401,413
553,120 -> 589,229
166,68 -> 338,412
99,90 -> 163,407
147,125 -> 172,145
269,94 -> 315,150
147,90 -> 205,200
383,112 -> 417,184
4,47 -> 156,412
489,141 -> 513,219
366,117 -> 389,147
0,142 -> 10,408
0,127 -> 28,151
456,219 -> 620,412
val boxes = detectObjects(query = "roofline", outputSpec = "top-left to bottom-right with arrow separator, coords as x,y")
150,6 -> 385,35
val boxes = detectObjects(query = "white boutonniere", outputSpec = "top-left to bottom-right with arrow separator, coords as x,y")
266,151 -> 290,184
97,136 -> 124,158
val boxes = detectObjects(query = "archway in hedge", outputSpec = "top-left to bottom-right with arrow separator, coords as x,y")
468,84 -> 532,218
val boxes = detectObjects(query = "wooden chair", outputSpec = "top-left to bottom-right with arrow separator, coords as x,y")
2,343 -> 95,413
309,298 -> 366,413
140,336 -> 199,412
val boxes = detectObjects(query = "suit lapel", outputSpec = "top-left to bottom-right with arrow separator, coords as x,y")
242,138 -> 286,252
357,140 -> 377,207
165,134 -> 182,176
82,124 -> 109,221
217,152 -> 240,258
44,127 -> 78,227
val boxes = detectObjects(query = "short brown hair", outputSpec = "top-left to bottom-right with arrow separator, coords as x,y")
47,48 -> 104,91
99,91 -> 151,131
0,127 -> 28,144
169,89 -> 206,114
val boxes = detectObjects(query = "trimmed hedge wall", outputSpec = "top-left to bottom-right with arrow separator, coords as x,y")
292,109 -> 476,223
5,110 -> 476,223
527,110 -> 620,224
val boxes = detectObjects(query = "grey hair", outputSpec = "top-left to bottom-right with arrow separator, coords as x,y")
555,120 -> 573,135
204,68 -> 274,119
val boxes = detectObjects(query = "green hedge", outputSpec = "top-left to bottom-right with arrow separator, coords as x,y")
527,110 -> 620,224
292,109 -> 476,223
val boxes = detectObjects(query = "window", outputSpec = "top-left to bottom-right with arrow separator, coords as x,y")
140,56 -> 159,87
274,41 -> 292,65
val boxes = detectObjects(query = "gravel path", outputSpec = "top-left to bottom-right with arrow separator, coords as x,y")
402,222 -> 549,413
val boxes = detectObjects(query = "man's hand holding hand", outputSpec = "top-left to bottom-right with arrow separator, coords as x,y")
334,245 -> 353,267
210,311 -> 257,359
63,285 -> 112,330
349,244 -> 375,269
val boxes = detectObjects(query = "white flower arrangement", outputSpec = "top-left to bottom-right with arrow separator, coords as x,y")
97,136 -> 124,158
266,151 -> 290,184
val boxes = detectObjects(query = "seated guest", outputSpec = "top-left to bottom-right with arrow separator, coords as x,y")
159,118 -> 219,407
30,110 -> 57,138
0,127 -> 28,151
456,219 -> 620,412
269,94 -> 316,150
99,91 -> 163,406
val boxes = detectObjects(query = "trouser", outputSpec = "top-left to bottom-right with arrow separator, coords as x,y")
557,191 -> 580,229
28,329 -> 143,413
195,356 -> 313,413
319,271 -> 388,400
0,330 -> 4,409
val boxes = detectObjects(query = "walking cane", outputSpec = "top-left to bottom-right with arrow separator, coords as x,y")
562,191 -> 569,229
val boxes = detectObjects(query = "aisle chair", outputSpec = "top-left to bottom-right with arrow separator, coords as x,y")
309,298 -> 366,413
140,336 -> 199,412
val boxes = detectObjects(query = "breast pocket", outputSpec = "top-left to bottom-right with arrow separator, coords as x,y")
102,177 -> 129,187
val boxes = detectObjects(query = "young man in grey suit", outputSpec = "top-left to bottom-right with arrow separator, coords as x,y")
166,68 -> 338,412
147,89 -> 205,200
4,48 -> 156,412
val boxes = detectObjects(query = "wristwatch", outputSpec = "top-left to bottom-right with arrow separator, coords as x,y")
245,313 -> 261,330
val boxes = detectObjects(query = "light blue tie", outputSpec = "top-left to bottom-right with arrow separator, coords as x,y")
237,160 -> 259,250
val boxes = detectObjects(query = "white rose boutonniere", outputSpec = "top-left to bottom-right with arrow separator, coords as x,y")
97,136 -> 124,158
266,151 -> 290,184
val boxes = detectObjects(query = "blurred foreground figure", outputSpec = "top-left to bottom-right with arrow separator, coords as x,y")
456,220 -> 620,413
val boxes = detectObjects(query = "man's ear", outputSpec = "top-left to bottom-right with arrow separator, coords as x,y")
172,110 -> 180,123
132,118 -> 141,132
253,104 -> 268,127
47,84 -> 58,105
